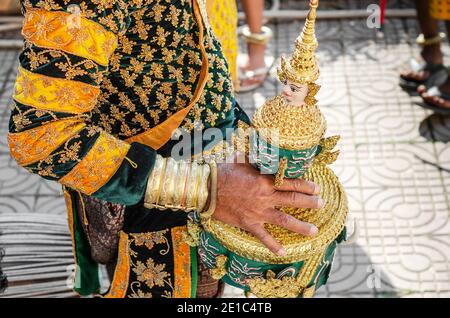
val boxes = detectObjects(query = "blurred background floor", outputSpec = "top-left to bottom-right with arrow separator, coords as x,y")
1,0 -> 449,298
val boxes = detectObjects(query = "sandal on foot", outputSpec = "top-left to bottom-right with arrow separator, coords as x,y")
399,59 -> 447,92
237,67 -> 270,93
236,56 -> 275,93
419,86 -> 450,115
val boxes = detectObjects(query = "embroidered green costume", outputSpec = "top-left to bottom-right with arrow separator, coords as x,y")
8,0 -> 249,297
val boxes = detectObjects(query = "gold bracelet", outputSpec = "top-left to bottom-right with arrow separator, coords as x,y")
185,163 -> 198,210
144,155 -> 213,213
144,155 -> 165,206
240,25 -> 273,45
174,161 -> 190,209
200,161 -> 217,220
416,32 -> 446,46
155,156 -> 167,206
181,162 -> 191,208
159,157 -> 177,208
197,164 -> 210,212
191,161 -> 203,209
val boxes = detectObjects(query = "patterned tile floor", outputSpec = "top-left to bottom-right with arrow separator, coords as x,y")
0,13 -> 449,298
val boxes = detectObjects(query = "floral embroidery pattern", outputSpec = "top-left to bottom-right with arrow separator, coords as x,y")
14,66 -> 100,114
22,7 -> 118,66
10,0 -> 236,190
130,230 -> 169,254
59,131 -> 130,194
133,258 -> 170,289
9,0 -> 236,298
8,118 -> 85,166
90,0 -> 235,139
127,229 -> 175,298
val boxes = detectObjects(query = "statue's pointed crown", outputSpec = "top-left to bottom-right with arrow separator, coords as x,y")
278,0 -> 320,84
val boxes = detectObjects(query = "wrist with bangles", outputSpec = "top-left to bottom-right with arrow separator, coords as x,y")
144,155 -> 217,220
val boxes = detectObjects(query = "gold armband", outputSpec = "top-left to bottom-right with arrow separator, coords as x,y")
144,155 -> 212,213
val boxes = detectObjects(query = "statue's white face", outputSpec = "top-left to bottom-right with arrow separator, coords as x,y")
281,79 -> 308,106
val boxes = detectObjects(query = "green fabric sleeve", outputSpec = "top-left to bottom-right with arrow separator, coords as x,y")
91,142 -> 156,206
190,246 -> 198,298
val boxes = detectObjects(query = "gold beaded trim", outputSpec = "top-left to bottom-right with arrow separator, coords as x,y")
246,251 -> 324,298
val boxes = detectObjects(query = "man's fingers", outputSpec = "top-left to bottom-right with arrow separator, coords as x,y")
273,191 -> 324,209
251,226 -> 286,256
275,178 -> 320,195
266,208 -> 318,236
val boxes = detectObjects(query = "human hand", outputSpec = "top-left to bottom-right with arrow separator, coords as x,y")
212,154 -> 323,256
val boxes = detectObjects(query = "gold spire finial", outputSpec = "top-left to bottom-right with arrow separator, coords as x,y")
278,0 -> 320,84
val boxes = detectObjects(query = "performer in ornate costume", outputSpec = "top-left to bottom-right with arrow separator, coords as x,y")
8,0 -> 324,298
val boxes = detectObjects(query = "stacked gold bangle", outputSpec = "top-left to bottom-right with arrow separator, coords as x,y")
144,155 -> 213,214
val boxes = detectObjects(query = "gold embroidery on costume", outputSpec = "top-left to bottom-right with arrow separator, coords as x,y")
13,66 -> 100,114
22,8 -> 118,66
172,226 -> 192,298
128,230 -> 174,298
130,231 -> 170,254
132,257 -> 170,290
59,132 -> 130,195
104,231 -> 131,298
8,118 -> 86,166
124,0 -> 210,150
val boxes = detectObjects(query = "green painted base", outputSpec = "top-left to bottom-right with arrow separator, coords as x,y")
198,228 -> 347,297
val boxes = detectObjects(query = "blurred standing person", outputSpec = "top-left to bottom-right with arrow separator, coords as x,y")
417,0 -> 450,114
207,0 -> 273,93
238,0 -> 273,92
399,0 -> 448,94
400,0 -> 450,114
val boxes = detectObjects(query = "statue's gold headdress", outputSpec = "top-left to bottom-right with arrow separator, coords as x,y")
278,0 -> 320,84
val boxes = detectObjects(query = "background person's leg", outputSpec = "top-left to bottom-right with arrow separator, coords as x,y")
418,1 -> 450,112
239,0 -> 272,92
400,0 -> 444,89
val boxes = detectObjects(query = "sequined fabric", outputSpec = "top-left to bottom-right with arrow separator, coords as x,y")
75,192 -> 125,265
196,255 -> 222,298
